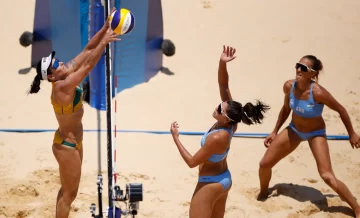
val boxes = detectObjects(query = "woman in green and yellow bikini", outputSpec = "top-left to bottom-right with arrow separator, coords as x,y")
28,9 -> 120,218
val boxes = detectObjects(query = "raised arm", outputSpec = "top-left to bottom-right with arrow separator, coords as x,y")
218,45 -> 236,102
65,8 -> 116,72
60,28 -> 120,93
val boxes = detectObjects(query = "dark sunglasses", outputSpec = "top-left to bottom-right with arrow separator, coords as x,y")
216,101 -> 235,122
217,103 -> 221,114
295,62 -> 316,72
53,59 -> 60,70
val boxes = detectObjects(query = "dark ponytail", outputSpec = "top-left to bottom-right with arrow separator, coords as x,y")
241,100 -> 270,125
226,100 -> 270,125
28,74 -> 41,94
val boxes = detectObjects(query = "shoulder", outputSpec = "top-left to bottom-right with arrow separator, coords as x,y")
205,129 -> 231,147
283,79 -> 295,95
311,82 -> 332,102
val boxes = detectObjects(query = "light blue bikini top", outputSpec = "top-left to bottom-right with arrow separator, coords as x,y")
200,124 -> 234,163
289,81 -> 324,118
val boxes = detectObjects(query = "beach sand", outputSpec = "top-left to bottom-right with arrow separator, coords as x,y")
1,0 -> 360,217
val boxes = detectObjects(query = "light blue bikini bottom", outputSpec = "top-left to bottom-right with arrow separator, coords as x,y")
198,170 -> 232,190
289,122 -> 326,140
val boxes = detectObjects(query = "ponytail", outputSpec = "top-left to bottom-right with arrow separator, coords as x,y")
240,100 -> 270,125
28,74 -> 42,94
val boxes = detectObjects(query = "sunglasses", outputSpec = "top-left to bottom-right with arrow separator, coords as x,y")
53,59 -> 60,70
295,62 -> 316,72
217,101 -> 235,122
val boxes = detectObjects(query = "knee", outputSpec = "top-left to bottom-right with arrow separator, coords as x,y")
320,172 -> 337,187
259,158 -> 273,170
62,189 -> 79,205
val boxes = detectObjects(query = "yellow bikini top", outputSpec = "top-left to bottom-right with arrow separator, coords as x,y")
51,82 -> 83,115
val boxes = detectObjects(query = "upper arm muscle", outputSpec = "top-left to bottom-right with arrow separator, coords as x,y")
219,85 -> 232,102
314,86 -> 344,112
60,64 -> 91,93
282,80 -> 293,110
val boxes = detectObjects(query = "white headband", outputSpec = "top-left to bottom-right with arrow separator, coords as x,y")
40,52 -> 53,80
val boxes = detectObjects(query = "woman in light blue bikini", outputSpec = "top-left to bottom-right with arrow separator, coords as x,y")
258,55 -> 360,217
170,45 -> 270,218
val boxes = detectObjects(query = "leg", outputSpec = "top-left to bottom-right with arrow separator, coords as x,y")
53,143 -> 82,218
309,136 -> 360,217
55,143 -> 83,216
190,182 -> 226,218
211,186 -> 231,218
258,127 -> 302,200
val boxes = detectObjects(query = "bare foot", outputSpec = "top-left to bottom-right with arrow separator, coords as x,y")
257,190 -> 269,201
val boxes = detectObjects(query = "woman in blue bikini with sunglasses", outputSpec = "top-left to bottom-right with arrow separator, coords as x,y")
170,45 -> 270,218
257,55 -> 360,217
28,9 -> 120,218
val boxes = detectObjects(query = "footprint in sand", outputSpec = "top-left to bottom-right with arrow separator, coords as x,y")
201,0 -> 212,8
116,173 -> 154,182
0,206 -> 34,218
129,173 -> 151,180
151,197 -> 166,203
288,155 -> 295,163
32,168 -> 60,185
180,201 -> 191,207
8,184 -> 39,197
303,178 -> 318,184
241,187 -> 292,212
287,204 -> 321,218
225,205 -> 243,213
15,209 -> 34,218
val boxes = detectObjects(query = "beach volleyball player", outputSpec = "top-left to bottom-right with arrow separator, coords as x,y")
27,9 -> 120,218
170,46 -> 270,218
257,55 -> 360,217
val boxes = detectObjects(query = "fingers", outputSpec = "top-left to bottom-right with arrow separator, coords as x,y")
171,121 -> 179,128
350,142 -> 358,149
263,136 -> 273,148
223,45 -> 236,57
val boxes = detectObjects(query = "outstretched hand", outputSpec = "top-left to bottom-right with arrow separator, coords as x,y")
170,121 -> 180,139
220,45 -> 236,63
349,132 -> 360,149
102,28 -> 121,44
103,7 -> 117,29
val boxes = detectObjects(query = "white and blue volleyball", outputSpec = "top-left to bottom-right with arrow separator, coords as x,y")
110,8 -> 135,35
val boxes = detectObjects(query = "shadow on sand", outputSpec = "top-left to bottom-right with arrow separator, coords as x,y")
267,183 -> 354,217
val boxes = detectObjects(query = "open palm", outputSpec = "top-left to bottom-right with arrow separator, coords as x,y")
220,45 -> 236,63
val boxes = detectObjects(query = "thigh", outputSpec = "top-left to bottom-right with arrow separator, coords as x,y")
211,189 -> 230,218
190,182 -> 226,218
308,136 -> 333,174
52,144 -> 82,193
260,127 -> 302,168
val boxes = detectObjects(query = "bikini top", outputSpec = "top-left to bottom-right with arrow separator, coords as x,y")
289,80 -> 324,118
51,82 -> 83,115
200,124 -> 234,163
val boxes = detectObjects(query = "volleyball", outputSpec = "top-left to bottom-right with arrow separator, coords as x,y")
110,8 -> 135,35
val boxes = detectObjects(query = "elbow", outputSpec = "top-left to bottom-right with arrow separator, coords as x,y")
337,106 -> 347,116
187,160 -> 197,169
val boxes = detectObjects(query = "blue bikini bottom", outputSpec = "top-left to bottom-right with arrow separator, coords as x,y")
289,122 -> 326,140
198,170 -> 232,190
